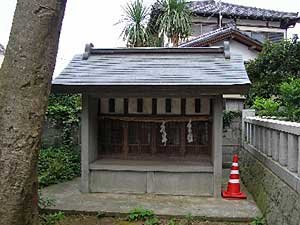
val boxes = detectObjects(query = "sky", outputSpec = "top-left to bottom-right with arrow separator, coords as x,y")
0,0 -> 300,76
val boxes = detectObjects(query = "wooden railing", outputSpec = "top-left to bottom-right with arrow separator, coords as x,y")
242,110 -> 300,179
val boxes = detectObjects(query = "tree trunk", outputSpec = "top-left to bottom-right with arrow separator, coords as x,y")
0,0 -> 66,225
171,34 -> 179,47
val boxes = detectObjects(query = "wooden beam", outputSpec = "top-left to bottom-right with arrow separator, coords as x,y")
180,123 -> 186,157
122,122 -> 129,159
151,125 -> 157,155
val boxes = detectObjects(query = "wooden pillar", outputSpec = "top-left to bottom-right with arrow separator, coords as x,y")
151,124 -> 157,155
81,94 -> 98,193
122,122 -> 129,159
180,123 -> 186,157
212,95 -> 223,198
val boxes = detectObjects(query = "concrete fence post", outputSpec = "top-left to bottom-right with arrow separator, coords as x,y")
242,109 -> 255,148
266,129 -> 272,157
279,132 -> 288,166
252,124 -> 257,147
271,130 -> 279,162
287,134 -> 298,172
249,123 -> 253,145
298,136 -> 300,177
261,127 -> 267,154
257,126 -> 261,152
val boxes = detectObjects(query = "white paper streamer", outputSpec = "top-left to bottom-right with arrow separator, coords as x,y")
187,119 -> 193,143
160,121 -> 167,146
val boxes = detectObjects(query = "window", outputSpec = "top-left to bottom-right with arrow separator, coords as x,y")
152,98 -> 157,115
109,98 -> 115,113
137,98 -> 143,113
195,98 -> 201,113
165,98 -> 172,113
124,98 -> 128,114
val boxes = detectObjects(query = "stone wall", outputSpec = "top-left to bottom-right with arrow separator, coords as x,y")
222,116 -> 242,167
240,149 -> 300,225
41,119 -> 80,148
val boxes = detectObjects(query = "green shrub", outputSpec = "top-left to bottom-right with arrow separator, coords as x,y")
128,207 -> 155,221
246,40 -> 300,105
223,111 -> 241,128
39,212 -> 65,225
279,78 -> 300,122
252,97 -> 280,117
46,94 -> 81,147
38,147 -> 80,188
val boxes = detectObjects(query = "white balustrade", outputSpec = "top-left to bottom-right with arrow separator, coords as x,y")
243,111 -> 300,176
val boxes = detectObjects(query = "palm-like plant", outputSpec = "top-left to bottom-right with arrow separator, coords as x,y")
119,0 -> 150,47
156,0 -> 192,47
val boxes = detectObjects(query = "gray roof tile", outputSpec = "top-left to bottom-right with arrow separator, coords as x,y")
53,47 -> 250,87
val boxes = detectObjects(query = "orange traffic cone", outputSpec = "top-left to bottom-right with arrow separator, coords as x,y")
222,154 -> 247,199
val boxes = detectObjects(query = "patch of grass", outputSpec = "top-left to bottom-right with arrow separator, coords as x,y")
145,216 -> 159,225
250,216 -> 266,225
39,212 -> 65,225
128,207 -> 155,222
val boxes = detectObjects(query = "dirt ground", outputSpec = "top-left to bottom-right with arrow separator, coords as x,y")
58,215 -> 250,225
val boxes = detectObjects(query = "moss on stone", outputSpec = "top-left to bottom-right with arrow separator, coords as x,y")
240,149 -> 300,225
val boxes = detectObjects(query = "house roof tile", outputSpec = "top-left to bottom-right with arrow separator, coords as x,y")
189,0 -> 299,25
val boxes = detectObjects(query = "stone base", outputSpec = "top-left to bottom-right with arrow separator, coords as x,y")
89,159 -> 214,196
240,148 -> 300,225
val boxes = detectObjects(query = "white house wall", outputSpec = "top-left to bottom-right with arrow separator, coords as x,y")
212,40 -> 258,62
237,25 -> 285,34
0,54 -> 4,66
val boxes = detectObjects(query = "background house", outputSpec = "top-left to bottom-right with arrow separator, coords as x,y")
189,0 -> 299,43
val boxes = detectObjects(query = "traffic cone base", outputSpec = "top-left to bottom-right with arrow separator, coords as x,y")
222,190 -> 247,199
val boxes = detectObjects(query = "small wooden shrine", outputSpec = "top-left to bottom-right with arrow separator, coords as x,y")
52,44 -> 250,197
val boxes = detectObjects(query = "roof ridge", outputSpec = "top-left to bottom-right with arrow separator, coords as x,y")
82,45 -> 225,59
179,26 -> 262,50
179,26 -> 233,47
189,0 -> 298,16
219,1 -> 298,15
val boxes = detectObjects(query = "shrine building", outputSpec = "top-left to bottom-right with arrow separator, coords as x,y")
52,44 -> 250,197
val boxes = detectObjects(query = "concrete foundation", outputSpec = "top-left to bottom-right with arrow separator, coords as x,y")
89,159 -> 213,196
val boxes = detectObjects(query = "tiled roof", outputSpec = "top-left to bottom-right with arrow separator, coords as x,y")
52,47 -> 250,88
189,0 -> 299,27
179,25 -> 263,50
